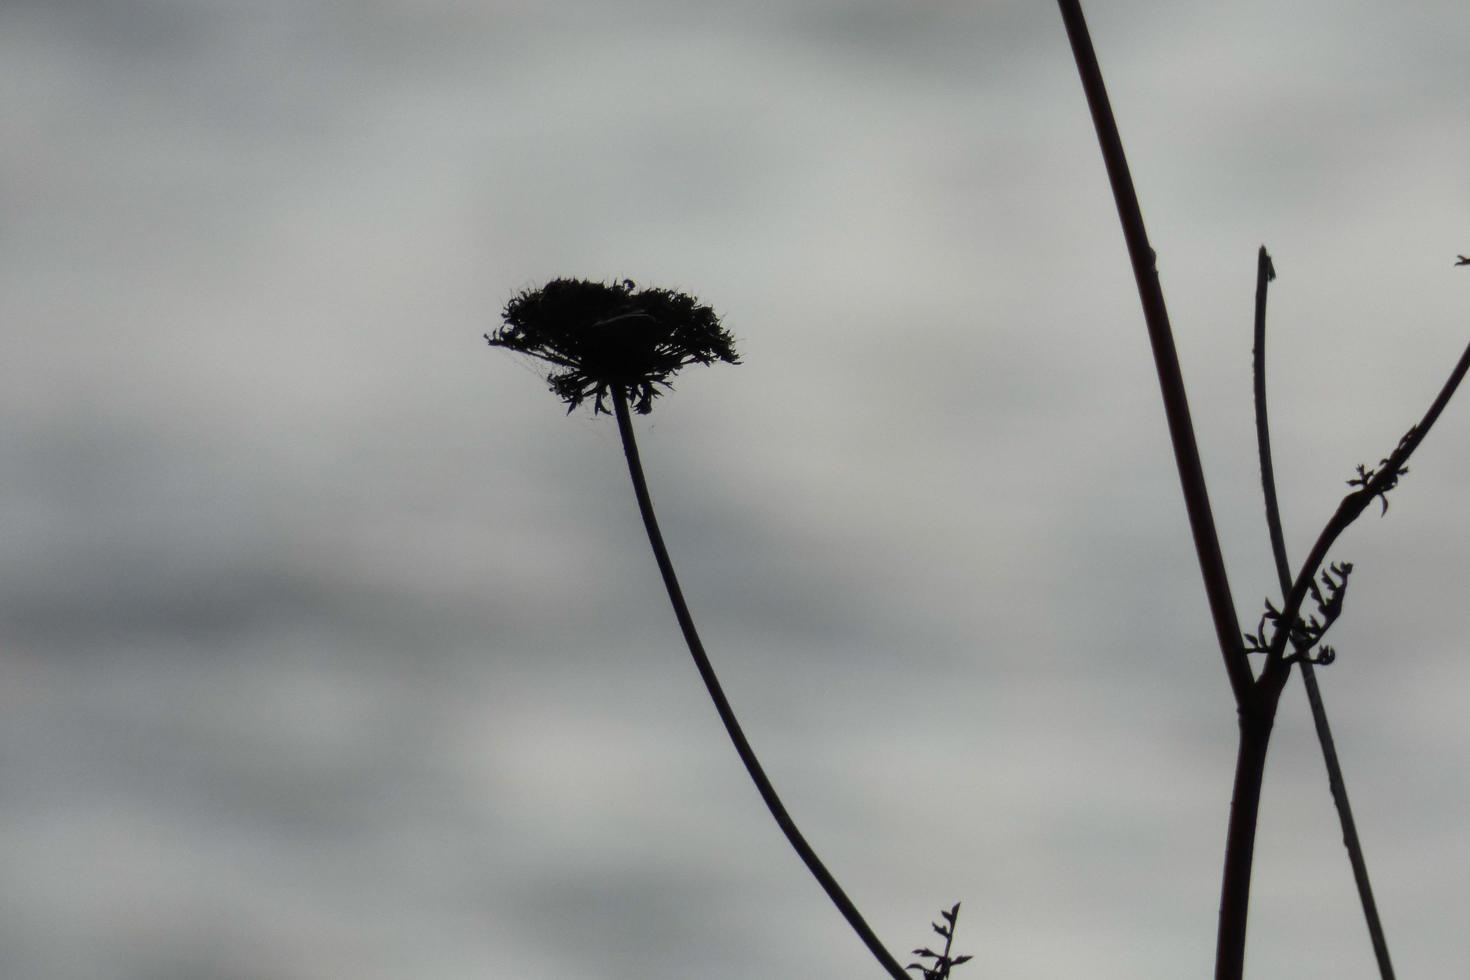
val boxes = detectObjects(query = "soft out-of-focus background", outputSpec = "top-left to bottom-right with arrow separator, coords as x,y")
3,1 -> 1468,977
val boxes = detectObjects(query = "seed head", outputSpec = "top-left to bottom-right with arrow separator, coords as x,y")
487,278 -> 739,414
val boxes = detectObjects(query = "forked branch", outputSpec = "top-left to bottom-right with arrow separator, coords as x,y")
1054,4 -> 1470,977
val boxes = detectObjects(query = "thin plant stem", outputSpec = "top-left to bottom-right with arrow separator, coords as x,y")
1251,246 -> 1397,980
1265,336 -> 1470,667
1053,4 -> 1276,976
611,386 -> 910,980
1253,247 -> 1290,591
1214,649 -> 1291,980
1215,708 -> 1276,980
1054,0 -> 1251,702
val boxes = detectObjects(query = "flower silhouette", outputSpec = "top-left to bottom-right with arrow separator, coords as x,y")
485,275 -> 922,978
486,277 -> 739,414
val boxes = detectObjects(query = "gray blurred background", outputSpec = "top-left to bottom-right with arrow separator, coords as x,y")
3,1 -> 1468,977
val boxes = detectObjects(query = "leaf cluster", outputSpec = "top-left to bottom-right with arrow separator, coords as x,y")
907,903 -> 973,980
1347,428 -> 1415,516
486,278 -> 739,414
1244,561 -> 1354,666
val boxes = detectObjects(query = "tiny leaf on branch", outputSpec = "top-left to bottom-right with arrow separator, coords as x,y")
906,903 -> 972,980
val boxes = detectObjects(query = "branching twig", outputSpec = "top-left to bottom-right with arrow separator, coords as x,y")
1265,337 -> 1470,668
907,903 -> 973,980
1055,5 -> 1470,977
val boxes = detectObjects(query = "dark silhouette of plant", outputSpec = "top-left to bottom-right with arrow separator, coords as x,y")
1055,3 -> 1470,978
1252,247 -> 1392,978
493,277 -> 738,414
487,278 -> 914,980
907,903 -> 973,980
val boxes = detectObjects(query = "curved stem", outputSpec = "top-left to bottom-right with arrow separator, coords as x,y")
1268,336 -> 1470,665
1252,247 -> 1290,594
1252,246 -> 1396,980
611,387 -> 910,980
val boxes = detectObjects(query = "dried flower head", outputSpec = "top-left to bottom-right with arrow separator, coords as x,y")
487,278 -> 739,414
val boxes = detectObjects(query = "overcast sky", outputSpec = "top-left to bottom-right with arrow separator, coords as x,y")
3,1 -> 1469,978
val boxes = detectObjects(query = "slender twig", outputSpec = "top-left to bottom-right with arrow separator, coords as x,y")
1253,247 -> 1289,590
907,903 -> 972,979
1265,336 -> 1470,668
612,386 -> 910,980
1054,0 -> 1251,702
1251,246 -> 1396,980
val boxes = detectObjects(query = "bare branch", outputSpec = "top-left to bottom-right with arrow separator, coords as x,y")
1251,247 -> 1397,980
